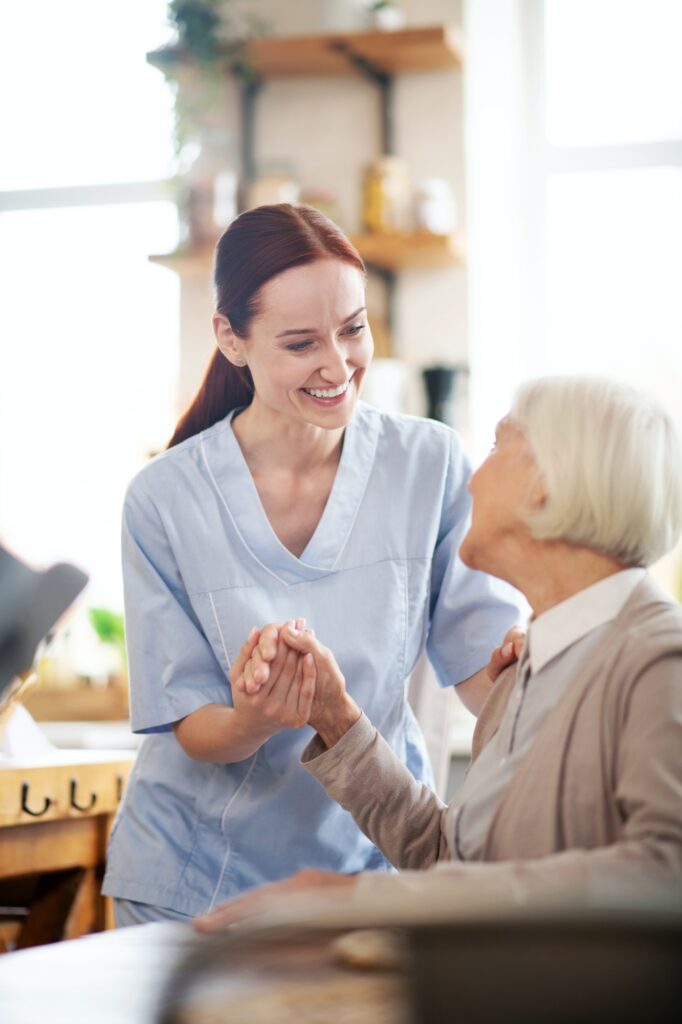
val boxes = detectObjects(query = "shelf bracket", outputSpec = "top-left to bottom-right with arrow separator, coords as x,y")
366,262 -> 397,336
329,44 -> 395,155
232,70 -> 264,207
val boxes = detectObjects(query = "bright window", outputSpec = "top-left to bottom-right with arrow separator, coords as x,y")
0,0 -> 175,190
545,0 -> 682,147
0,1 -> 179,610
467,0 -> 682,596
541,0 -> 682,593
545,167 -> 682,415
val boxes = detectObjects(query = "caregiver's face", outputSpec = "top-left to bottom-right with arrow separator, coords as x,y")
460,417 -> 542,575
242,259 -> 373,430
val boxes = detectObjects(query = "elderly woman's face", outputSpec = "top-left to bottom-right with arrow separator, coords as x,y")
460,417 -> 543,578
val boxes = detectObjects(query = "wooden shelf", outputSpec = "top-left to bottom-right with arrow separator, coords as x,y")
351,231 -> 465,270
149,247 -> 214,275
150,231 -> 464,275
23,682 -> 129,723
147,24 -> 463,79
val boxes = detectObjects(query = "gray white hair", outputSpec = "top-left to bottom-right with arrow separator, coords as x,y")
510,375 -> 682,567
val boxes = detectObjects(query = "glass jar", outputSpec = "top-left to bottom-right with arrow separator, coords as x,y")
362,156 -> 411,233
414,178 -> 458,234
247,163 -> 300,210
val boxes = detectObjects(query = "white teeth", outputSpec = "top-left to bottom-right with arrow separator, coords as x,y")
304,378 -> 351,399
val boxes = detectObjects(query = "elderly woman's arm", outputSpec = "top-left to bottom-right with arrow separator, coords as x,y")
342,651 -> 682,904
303,712 -> 451,870
272,624 -> 452,871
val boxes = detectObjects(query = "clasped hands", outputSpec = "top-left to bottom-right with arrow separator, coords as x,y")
229,620 -> 526,748
230,619 -> 362,748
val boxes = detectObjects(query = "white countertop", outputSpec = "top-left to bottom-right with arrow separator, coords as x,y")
39,719 -> 141,751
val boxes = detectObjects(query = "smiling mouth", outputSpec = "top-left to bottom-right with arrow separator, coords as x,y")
302,374 -> 355,399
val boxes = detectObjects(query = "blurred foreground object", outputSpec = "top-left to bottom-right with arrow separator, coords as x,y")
0,886 -> 678,1021
0,545 -> 88,708
156,889 -> 682,1024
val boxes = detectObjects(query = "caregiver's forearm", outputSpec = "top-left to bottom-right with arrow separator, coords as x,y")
455,667 -> 494,717
173,703 -> 276,763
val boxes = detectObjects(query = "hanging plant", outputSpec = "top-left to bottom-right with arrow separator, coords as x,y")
152,0 -> 269,157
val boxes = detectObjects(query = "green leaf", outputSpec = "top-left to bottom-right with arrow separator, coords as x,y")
88,607 -> 126,653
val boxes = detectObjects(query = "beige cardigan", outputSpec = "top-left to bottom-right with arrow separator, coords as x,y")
302,576 -> 682,900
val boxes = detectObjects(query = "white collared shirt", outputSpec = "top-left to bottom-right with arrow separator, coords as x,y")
444,568 -> 646,862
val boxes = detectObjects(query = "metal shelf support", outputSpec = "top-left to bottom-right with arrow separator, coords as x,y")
233,44 -> 399,335
235,72 -> 263,210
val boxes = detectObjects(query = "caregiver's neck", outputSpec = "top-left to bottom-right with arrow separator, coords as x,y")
505,541 -> 628,619
233,400 -> 345,475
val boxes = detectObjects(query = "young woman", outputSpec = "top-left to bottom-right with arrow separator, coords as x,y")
102,204 -> 520,924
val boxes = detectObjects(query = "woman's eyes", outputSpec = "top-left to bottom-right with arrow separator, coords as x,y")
343,323 -> 365,337
285,324 -> 365,352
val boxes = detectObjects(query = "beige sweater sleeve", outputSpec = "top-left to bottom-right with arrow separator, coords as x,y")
353,653 -> 682,904
305,653 -> 682,907
302,713 -> 451,870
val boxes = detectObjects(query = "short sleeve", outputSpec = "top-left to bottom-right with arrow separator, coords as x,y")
427,433 -> 523,686
122,479 -> 232,734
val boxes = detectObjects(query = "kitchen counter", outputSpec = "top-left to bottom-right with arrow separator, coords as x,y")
0,747 -> 135,947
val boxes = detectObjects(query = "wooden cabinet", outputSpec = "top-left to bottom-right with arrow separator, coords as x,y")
0,751 -> 134,951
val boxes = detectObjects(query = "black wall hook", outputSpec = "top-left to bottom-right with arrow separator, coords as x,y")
69,777 -> 97,812
21,781 -> 52,817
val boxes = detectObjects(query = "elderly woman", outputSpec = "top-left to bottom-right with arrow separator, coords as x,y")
196,375 -> 682,930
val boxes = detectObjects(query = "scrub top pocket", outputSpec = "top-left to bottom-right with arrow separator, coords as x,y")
202,557 -> 409,729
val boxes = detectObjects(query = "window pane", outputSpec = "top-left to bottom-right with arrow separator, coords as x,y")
0,1 -> 175,189
545,166 -> 682,406
545,0 -> 682,146
0,203 -> 179,608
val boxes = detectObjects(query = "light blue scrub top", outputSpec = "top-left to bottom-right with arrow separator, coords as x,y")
102,403 -> 519,916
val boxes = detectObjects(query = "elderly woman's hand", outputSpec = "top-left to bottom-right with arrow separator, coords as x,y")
279,624 -> 362,748
193,869 -> 358,932
237,623 -> 361,748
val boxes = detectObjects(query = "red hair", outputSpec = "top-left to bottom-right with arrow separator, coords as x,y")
167,204 -> 365,448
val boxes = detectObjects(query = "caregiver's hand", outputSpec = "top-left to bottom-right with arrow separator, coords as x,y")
486,625 -> 526,683
234,619 -> 306,694
173,625 -> 315,764
455,624 -> 526,717
193,869 -> 357,933
231,623 -> 316,734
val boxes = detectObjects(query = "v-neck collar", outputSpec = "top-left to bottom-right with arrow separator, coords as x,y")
200,403 -> 380,585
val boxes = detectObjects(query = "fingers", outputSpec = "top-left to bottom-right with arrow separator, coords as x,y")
193,870 -> 352,932
501,625 -> 527,660
257,623 -> 282,663
244,621 -> 292,694
243,646 -> 271,694
487,626 -> 526,684
280,623 -> 319,657
230,627 -> 260,690
193,890 -> 266,932
297,653 -> 316,720
263,623 -> 295,692
241,619 -> 307,694
269,643 -> 299,703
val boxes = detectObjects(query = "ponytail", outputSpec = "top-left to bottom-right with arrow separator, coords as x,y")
167,349 -> 253,448
167,203 -> 364,450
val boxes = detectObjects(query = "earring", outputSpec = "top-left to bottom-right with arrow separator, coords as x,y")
233,357 -> 246,367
